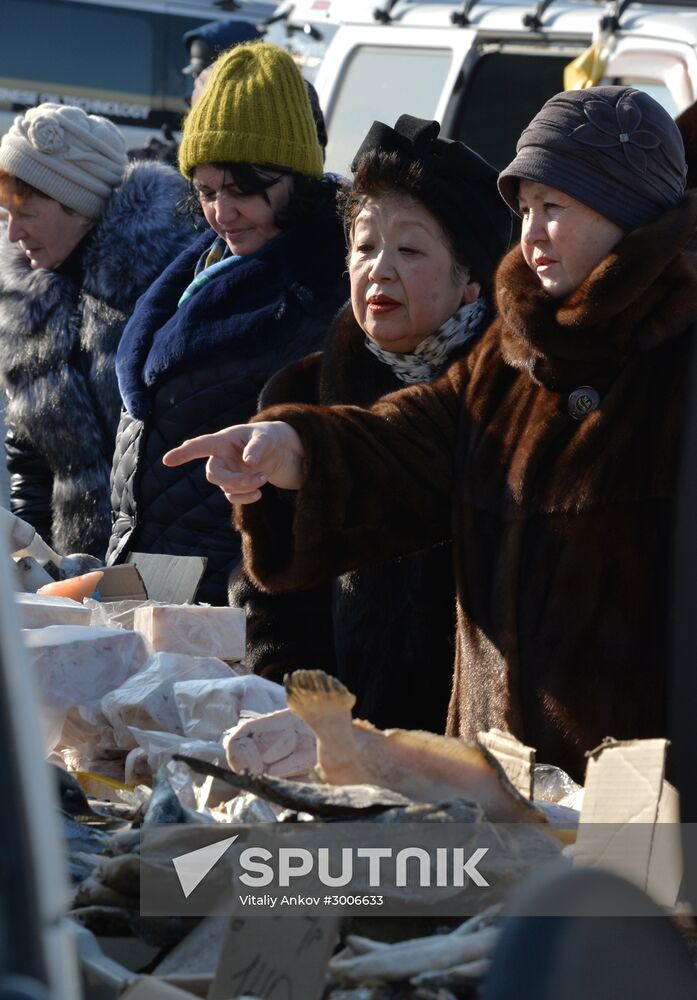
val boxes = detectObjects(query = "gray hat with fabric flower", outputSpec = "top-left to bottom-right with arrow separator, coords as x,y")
498,86 -> 686,231
0,103 -> 127,218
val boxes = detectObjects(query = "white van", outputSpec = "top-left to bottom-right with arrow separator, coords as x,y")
0,0 -> 276,147
264,0 -> 377,79
315,0 -> 697,175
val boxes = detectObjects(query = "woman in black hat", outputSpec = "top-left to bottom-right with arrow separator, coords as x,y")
165,87 -> 697,781
228,115 -> 511,732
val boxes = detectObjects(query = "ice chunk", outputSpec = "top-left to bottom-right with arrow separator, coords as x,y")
24,625 -> 149,753
16,592 -> 91,628
133,604 -> 245,661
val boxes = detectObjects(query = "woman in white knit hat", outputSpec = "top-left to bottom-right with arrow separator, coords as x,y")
0,103 -> 196,559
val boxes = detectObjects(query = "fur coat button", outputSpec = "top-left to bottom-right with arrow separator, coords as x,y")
567,386 -> 600,420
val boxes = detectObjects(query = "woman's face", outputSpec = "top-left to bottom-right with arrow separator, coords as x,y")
3,192 -> 93,270
349,193 -> 480,354
519,179 -> 624,299
193,164 -> 293,256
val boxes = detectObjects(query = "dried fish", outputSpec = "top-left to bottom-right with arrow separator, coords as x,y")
93,853 -> 141,897
72,876 -> 138,910
62,816 -> 112,856
409,958 -> 491,989
217,791 -> 279,823
344,935 -> 389,955
106,828 -> 142,856
67,851 -> 105,885
328,925 -> 500,983
327,989 -> 398,1000
364,801 -> 482,824
285,671 -> 542,823
53,765 -> 96,819
341,907 -> 502,967
70,905 -> 136,937
142,771 -> 203,825
173,754 -> 413,818
450,904 -> 501,935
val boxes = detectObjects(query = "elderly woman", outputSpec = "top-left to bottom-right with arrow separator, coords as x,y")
107,42 -> 347,605
165,86 -> 697,780
0,103 -> 193,558
229,114 -> 511,732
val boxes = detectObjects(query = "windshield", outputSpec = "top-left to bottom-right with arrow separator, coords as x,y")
324,44 -> 452,175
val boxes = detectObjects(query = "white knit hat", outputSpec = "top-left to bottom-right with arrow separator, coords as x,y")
0,103 -> 128,218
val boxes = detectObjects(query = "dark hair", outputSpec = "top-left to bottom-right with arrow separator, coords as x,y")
341,149 -> 472,279
182,161 -> 336,233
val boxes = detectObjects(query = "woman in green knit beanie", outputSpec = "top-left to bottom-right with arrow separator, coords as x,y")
106,42 -> 348,605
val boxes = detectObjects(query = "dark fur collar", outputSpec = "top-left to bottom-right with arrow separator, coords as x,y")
496,193 -> 697,389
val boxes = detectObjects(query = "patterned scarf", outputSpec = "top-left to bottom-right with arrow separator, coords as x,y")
177,235 -> 242,308
364,296 -> 487,383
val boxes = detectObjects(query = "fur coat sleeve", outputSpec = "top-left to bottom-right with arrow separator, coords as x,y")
235,361 -> 466,592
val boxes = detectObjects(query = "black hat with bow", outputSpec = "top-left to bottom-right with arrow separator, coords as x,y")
351,114 -> 512,287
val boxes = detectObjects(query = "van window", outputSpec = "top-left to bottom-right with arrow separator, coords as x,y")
450,49 -> 569,169
325,45 -> 452,174
0,0 -> 157,110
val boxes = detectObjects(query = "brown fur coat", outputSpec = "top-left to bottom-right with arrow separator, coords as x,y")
230,302 -> 480,732
236,194 -> 697,780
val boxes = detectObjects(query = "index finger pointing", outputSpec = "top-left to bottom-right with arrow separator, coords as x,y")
162,433 -> 232,468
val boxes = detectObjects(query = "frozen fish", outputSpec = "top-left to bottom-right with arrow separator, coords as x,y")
285,671 -> 542,823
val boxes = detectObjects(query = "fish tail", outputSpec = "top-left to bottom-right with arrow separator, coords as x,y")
284,669 -> 356,727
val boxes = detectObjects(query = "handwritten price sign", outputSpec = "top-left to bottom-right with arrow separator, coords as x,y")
209,914 -> 340,1000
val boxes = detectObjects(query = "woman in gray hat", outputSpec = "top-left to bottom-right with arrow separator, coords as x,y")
165,87 -> 697,781
0,103 -> 194,559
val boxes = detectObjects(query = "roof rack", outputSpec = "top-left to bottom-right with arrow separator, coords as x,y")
522,0 -> 556,29
599,0 -> 633,31
451,0 -> 482,26
373,0 -> 400,23
598,0 -> 697,29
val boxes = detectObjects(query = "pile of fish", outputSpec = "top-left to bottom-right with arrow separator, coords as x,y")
54,667 -> 576,998
326,906 -> 500,1000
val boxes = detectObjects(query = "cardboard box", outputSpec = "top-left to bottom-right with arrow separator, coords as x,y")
209,916 -> 340,1000
96,554 -> 206,604
574,737 -> 683,907
478,728 -> 535,799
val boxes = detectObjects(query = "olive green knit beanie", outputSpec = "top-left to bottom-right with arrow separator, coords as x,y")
178,41 -> 323,179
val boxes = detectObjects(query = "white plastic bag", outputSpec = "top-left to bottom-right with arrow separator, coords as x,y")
101,652 -> 233,749
174,674 -> 287,741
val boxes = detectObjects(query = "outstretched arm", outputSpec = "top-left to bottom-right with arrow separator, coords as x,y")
164,363 -> 465,592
